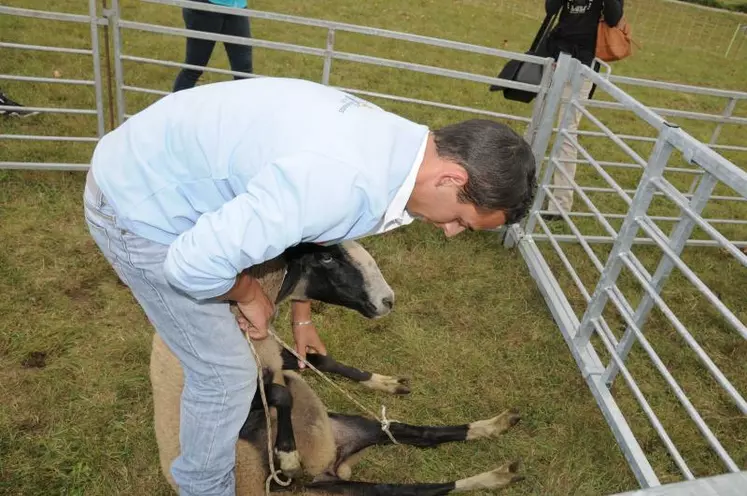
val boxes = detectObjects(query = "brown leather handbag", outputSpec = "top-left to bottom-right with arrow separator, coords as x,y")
596,17 -> 634,62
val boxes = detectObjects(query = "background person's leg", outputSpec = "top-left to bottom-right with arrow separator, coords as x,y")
547,77 -> 594,216
173,1 -> 225,92
222,11 -> 252,79
83,180 -> 255,496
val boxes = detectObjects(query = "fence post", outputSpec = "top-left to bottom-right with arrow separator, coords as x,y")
109,0 -> 125,125
88,0 -> 106,137
523,55 -> 579,239
322,28 -> 336,85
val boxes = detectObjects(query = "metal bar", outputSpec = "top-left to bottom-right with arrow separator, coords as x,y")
612,470 -> 747,496
544,211 -> 747,226
322,28 -> 335,85
536,215 -> 593,302
635,219 -> 747,340
542,183 -> 747,203
0,135 -> 99,142
571,103 -> 648,168
609,74 -> 747,101
536,213 -> 622,350
119,20 -> 543,93
592,317 -> 694,480
0,75 -> 95,86
530,234 -> 747,248
0,105 -> 98,115
583,99 -> 747,126
140,0 -> 550,65
525,56 -> 580,237
665,131 -> 747,200
652,177 -> 747,264
543,188 -> 605,273
549,157 -> 619,238
604,173 -> 719,385
578,66 -> 670,132
0,5 -> 92,23
575,130 -> 675,347
122,85 -> 170,97
0,162 -> 90,171
529,53 -> 574,179
330,51 -> 541,92
121,54 -> 255,80
0,41 -> 92,55
522,54 -> 560,167
619,254 -> 747,414
559,128 -> 635,204
604,288 -> 741,473
89,0 -> 106,137
709,98 -> 737,147
337,87 -> 531,123
110,0 -> 125,125
101,0 -> 116,132
551,158 -> 702,175
518,233 -> 660,488
570,130 -> 747,153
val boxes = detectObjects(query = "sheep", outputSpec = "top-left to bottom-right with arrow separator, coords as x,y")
152,241 -> 410,486
151,240 -> 523,495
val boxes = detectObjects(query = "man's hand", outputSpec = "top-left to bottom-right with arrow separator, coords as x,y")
223,273 -> 274,340
291,300 -> 327,369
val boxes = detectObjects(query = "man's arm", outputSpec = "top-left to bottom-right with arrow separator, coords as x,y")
545,0 -> 562,15
163,153 -> 367,301
603,0 -> 623,26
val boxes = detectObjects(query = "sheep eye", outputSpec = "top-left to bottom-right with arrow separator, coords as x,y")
320,254 -> 334,264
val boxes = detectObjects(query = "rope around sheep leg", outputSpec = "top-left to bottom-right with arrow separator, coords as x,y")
266,328 -> 399,445
244,331 -> 293,496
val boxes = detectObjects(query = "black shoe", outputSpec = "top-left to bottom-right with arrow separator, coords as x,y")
0,91 -> 40,118
541,213 -> 564,223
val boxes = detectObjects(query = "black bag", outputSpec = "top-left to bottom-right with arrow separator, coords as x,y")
490,11 -> 558,103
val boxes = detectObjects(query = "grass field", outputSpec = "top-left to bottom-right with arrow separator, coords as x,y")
1,0 -> 746,495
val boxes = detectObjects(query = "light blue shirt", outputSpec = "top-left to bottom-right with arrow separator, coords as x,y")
208,0 -> 247,9
91,77 -> 429,301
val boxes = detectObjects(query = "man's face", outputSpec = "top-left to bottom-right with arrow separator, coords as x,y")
408,175 -> 508,237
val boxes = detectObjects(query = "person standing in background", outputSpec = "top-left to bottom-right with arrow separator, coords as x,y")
173,0 -> 253,92
542,0 -> 624,222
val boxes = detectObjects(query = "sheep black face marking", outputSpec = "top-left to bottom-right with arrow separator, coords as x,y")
282,242 -> 394,319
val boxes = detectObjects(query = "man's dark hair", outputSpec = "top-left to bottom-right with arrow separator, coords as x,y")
432,119 -> 537,224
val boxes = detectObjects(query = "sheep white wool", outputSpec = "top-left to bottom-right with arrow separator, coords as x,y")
149,256 -> 338,495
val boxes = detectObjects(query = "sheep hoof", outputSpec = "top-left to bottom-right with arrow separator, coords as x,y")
361,373 -> 411,395
465,408 -> 521,440
453,461 -> 524,491
276,449 -> 303,478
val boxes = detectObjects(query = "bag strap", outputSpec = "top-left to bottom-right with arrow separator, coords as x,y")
529,11 -> 558,52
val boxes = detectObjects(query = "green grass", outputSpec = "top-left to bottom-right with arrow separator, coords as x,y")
1,0 -> 746,495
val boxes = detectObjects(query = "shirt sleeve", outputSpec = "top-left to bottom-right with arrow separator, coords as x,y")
163,152 -> 368,300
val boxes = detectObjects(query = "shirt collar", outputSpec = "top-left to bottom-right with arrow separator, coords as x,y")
374,131 -> 428,235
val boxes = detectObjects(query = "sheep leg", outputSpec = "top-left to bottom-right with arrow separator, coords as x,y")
302,461 -> 523,495
327,409 -> 520,481
268,378 -> 303,478
280,349 -> 410,395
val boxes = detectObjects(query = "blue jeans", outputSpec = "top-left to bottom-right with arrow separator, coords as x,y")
83,170 -> 256,495
173,0 -> 253,92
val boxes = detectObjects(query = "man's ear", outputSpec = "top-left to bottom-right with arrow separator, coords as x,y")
436,166 -> 468,188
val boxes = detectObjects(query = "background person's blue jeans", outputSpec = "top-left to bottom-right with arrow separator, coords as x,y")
83,170 -> 256,495
174,0 -> 253,92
